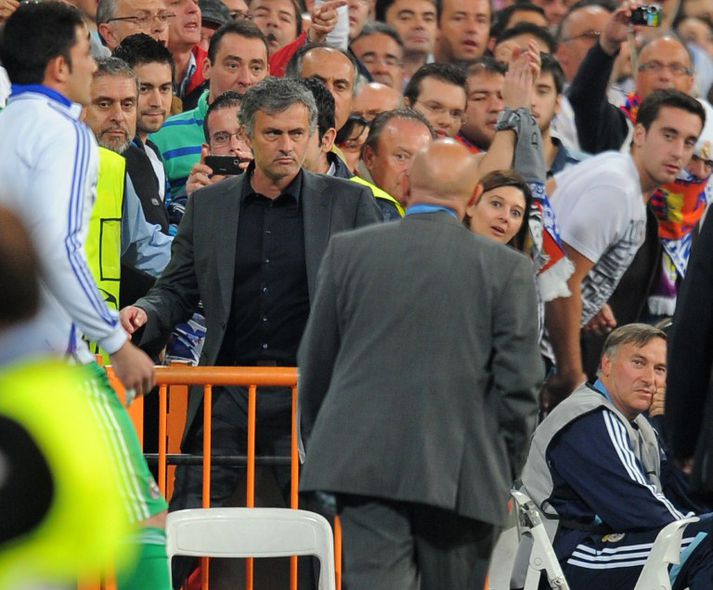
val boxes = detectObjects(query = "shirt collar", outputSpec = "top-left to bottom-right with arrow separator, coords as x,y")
405,204 -> 458,219
10,84 -> 72,107
241,161 -> 304,204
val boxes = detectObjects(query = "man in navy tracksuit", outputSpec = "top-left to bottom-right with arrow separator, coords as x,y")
521,323 -> 713,589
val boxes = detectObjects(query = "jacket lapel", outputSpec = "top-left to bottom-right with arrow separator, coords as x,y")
302,171 -> 332,300
214,175 -> 243,318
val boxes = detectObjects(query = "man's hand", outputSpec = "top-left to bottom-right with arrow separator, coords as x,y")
186,146 -> 224,196
120,305 -> 149,337
110,340 -> 155,397
649,385 -> 665,417
0,0 -> 19,23
542,370 -> 587,411
583,303 -> 617,335
502,42 -> 540,110
308,0 -> 347,42
600,2 -> 641,55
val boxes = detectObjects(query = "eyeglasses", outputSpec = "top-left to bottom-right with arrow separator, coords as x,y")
638,61 -> 693,76
229,10 -> 251,19
211,130 -> 243,147
564,30 -> 601,42
106,12 -> 176,26
335,114 -> 369,145
416,100 -> 465,121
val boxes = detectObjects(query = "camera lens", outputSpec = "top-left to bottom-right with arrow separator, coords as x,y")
646,5 -> 656,13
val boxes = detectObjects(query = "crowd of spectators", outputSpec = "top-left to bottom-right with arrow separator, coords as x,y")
3,0 -> 713,587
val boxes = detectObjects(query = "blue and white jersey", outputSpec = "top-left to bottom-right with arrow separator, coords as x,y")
0,86 -> 126,363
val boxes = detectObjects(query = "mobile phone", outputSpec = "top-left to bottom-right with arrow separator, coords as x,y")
630,4 -> 662,27
204,155 -> 245,175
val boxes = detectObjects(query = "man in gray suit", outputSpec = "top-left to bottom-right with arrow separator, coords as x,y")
120,77 -> 381,585
298,139 -> 544,589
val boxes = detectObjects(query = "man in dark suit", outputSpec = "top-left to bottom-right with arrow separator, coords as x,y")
667,206 -> 713,504
120,77 -> 380,583
298,139 -> 543,589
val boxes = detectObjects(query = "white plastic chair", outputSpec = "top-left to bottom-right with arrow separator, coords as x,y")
510,490 -> 570,590
633,516 -> 699,590
166,507 -> 336,590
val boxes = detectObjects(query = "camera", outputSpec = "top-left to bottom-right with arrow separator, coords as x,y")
630,4 -> 662,27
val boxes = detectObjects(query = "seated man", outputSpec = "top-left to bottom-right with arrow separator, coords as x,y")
521,323 -> 713,589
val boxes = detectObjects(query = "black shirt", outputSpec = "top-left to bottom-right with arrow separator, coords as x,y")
216,169 -> 310,366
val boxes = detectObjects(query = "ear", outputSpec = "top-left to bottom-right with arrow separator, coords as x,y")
200,144 -> 210,162
403,95 -> 413,108
554,94 -> 562,115
320,127 -> 336,153
202,56 -> 212,80
401,171 -> 411,204
97,23 -> 118,50
465,183 -> 484,217
633,122 -> 647,149
600,354 -> 612,379
362,143 -> 375,171
46,53 -> 70,86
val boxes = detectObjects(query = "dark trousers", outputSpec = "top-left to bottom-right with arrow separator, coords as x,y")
169,386 -> 300,588
337,495 -> 498,590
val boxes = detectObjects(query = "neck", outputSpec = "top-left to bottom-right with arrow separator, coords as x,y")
317,154 -> 330,175
172,47 -> 193,84
631,147 -> 659,197
403,52 -> 428,80
251,167 -> 298,199
139,131 -> 149,143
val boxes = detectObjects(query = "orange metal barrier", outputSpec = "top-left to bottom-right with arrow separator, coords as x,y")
84,365 -> 344,590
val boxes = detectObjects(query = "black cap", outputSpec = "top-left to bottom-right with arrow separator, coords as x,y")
199,0 -> 231,28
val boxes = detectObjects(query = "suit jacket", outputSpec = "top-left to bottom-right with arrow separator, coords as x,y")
135,170 -> 381,444
667,207 -> 713,499
298,212 -> 544,526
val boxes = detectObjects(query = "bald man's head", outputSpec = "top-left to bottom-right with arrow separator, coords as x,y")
405,139 -> 480,216
352,82 -> 403,122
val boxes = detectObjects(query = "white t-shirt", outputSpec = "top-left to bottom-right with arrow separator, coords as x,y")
551,151 -> 647,325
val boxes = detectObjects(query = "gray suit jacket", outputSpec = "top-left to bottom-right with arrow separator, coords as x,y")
298,212 -> 543,526
135,170 -> 381,444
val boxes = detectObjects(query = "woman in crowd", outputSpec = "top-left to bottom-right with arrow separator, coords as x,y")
466,169 -> 532,252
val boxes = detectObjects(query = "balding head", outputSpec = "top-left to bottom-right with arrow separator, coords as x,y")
352,82 -> 403,122
636,36 -> 694,100
556,5 -> 611,82
405,139 -> 480,216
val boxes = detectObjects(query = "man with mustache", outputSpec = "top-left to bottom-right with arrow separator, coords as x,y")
83,57 -> 173,311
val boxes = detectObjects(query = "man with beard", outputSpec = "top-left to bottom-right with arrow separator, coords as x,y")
83,57 -> 172,319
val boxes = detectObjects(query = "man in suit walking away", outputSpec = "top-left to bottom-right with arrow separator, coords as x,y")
298,139 -> 544,590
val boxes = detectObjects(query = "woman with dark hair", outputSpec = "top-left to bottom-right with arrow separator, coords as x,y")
466,169 -> 533,252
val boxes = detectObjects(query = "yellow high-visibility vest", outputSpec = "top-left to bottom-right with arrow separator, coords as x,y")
84,147 -> 125,360
350,175 -> 405,217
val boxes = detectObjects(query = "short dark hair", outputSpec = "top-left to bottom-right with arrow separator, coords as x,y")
492,2 -> 546,39
637,89 -> 706,131
466,56 -> 508,78
208,19 -> 269,64
285,42 -> 359,86
494,22 -> 558,54
0,2 -> 85,85
375,0 -> 440,22
476,170 -> 533,251
0,206 -> 39,328
112,33 -> 176,82
351,21 -> 404,51
300,77 -> 336,140
203,90 -> 243,142
404,63 -> 467,105
539,52 -> 565,95
363,108 -> 436,155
